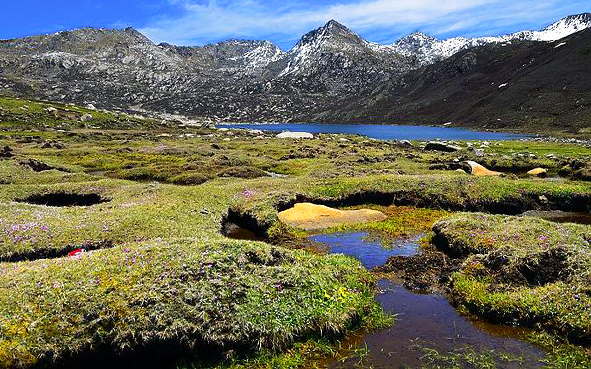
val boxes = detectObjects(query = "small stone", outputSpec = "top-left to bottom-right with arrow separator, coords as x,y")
424,141 -> 461,152
527,168 -> 548,178
472,148 -> 484,157
80,114 -> 93,122
399,140 -> 413,147
276,131 -> 314,139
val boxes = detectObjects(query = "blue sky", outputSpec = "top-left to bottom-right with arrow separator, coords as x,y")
2,1 -> 589,50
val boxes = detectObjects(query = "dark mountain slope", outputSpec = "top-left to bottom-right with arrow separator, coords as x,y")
323,28 -> 591,133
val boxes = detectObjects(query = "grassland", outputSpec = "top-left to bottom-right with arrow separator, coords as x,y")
0,95 -> 591,367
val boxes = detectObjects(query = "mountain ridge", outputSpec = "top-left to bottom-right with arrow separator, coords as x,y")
0,13 -> 590,133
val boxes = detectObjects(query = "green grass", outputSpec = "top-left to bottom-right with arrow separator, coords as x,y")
433,214 -> 591,356
1,96 -> 591,367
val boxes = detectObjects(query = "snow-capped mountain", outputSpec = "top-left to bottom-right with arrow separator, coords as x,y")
527,12 -> 591,41
279,20 -> 377,76
389,13 -> 591,65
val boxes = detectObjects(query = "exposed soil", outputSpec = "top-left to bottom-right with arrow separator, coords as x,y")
17,192 -> 109,207
1,240 -> 113,263
276,190 -> 591,215
18,158 -> 67,172
374,246 -> 461,292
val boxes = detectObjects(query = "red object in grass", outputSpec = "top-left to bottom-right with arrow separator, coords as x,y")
69,248 -> 85,257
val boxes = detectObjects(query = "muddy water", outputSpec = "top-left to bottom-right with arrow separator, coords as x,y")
224,222 -> 266,241
310,231 -> 546,368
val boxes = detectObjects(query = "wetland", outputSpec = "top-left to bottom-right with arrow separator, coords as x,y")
0,95 -> 590,368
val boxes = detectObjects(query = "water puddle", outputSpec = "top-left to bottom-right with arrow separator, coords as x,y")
308,232 -> 421,269
310,231 -> 546,368
521,210 -> 591,225
224,222 -> 266,241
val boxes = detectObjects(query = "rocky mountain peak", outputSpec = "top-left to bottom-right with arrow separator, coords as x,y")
394,31 -> 437,48
294,19 -> 364,49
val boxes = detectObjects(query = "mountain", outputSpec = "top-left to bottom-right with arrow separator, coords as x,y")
0,14 -> 590,133
388,13 -> 591,65
320,27 -> 591,133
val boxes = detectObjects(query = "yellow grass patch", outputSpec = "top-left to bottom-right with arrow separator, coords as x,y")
278,203 -> 386,230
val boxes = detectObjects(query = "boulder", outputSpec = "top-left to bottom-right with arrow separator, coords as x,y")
276,131 -> 314,139
278,203 -> 386,230
80,114 -> 93,122
399,140 -> 413,147
466,161 -> 502,176
527,168 -> 548,178
470,148 -> 484,157
424,141 -> 461,152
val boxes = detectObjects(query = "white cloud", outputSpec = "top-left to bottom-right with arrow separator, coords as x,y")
138,0 -> 589,48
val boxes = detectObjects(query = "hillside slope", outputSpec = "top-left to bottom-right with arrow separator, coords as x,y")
321,28 -> 591,134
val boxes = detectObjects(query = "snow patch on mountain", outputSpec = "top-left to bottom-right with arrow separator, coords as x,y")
390,13 -> 591,65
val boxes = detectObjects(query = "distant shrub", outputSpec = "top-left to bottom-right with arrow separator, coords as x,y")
170,172 -> 211,185
217,166 -> 268,179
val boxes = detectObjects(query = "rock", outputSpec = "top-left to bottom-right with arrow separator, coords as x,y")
527,168 -> 548,178
278,203 -> 386,230
399,140 -> 413,147
44,107 -> 58,113
471,148 -> 484,157
0,146 -> 14,158
466,161 -> 502,176
80,114 -> 93,122
424,141 -> 461,152
276,131 -> 314,139
19,158 -> 54,172
86,104 -> 96,110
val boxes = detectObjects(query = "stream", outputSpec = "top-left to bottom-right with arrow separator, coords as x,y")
308,231 -> 546,368
224,209 -> 591,367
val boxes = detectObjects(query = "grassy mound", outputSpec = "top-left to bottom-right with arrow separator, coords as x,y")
433,214 -> 591,342
0,238 -> 376,367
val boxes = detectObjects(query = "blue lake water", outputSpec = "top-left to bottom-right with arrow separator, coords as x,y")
217,123 -> 531,141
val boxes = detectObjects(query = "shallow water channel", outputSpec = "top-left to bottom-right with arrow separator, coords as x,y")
308,231 -> 546,368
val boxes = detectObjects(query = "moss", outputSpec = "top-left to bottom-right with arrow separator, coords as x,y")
170,172 -> 211,185
217,166 -> 269,179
